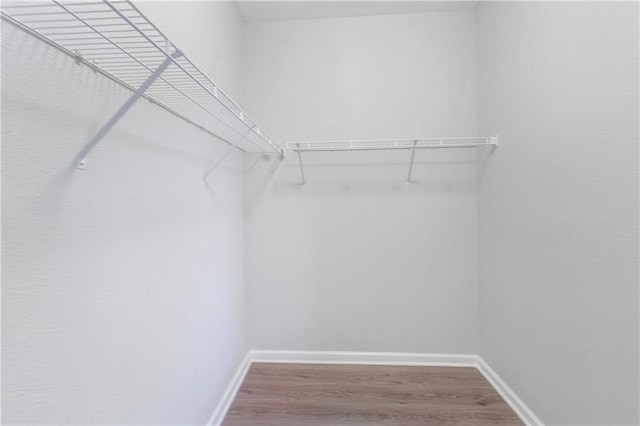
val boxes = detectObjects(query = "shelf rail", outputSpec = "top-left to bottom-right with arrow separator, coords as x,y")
1,0 -> 283,169
286,136 -> 498,184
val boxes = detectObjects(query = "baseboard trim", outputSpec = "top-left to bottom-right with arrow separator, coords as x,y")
251,350 -> 479,367
208,350 -> 543,426
207,352 -> 252,426
476,357 -> 544,426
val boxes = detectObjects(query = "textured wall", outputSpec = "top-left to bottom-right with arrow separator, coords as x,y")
1,2 -> 247,424
243,10 -> 480,354
477,2 -> 639,424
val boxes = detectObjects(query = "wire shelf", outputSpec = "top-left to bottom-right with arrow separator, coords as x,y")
286,136 -> 498,184
1,0 -> 283,167
287,137 -> 497,152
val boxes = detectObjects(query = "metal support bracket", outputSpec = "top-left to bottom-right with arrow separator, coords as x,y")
295,143 -> 306,185
76,50 -> 182,169
490,134 -> 499,151
406,139 -> 418,183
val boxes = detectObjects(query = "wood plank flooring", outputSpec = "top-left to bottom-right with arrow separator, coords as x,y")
223,363 -> 524,425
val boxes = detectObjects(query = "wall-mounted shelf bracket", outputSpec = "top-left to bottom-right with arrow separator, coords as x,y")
490,135 -> 499,149
295,143 -> 306,185
406,140 -> 419,183
76,50 -> 182,169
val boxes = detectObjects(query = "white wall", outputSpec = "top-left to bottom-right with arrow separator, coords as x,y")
137,1 -> 243,101
243,10 -> 480,353
2,2 -> 246,424
5,2 -> 638,424
477,2 -> 639,425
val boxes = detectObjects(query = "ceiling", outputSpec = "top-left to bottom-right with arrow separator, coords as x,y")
234,1 -> 478,23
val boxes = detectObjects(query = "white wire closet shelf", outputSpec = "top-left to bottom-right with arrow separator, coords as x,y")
286,136 -> 498,184
1,0 -> 283,169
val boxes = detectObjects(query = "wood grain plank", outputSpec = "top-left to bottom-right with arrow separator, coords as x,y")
223,363 -> 524,426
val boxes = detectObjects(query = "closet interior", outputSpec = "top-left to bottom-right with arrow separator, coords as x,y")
2,1 -> 638,426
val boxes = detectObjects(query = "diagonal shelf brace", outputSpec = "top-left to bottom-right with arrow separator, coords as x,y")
406,139 -> 418,183
295,143 -> 306,185
76,49 -> 182,169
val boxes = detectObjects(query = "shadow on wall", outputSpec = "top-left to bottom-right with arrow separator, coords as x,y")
201,147 -> 285,214
244,152 -> 285,213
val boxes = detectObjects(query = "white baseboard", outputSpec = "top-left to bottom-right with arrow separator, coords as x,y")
251,350 -> 479,367
208,350 -> 543,426
207,352 -> 252,426
476,357 -> 544,426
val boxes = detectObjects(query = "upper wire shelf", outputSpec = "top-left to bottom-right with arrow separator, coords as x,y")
287,137 -> 497,152
286,136 -> 498,184
1,0 -> 283,168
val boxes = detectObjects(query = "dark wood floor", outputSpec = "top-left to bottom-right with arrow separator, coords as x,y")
223,363 -> 524,425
